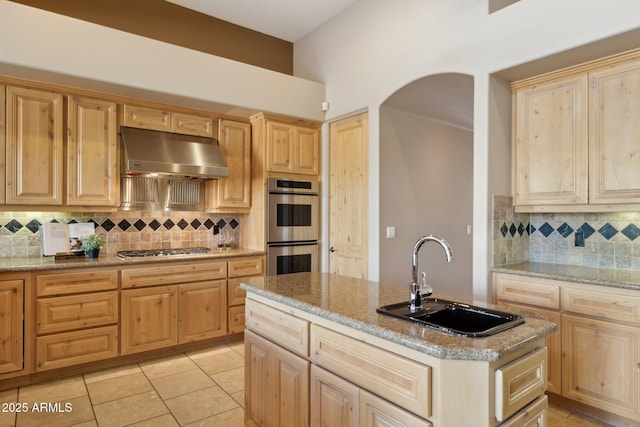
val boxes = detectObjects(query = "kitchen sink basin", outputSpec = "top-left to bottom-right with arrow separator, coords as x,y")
376,297 -> 524,337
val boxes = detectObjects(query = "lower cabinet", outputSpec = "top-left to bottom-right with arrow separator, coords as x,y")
179,280 -> 227,343
245,329 -> 310,427
0,279 -> 24,375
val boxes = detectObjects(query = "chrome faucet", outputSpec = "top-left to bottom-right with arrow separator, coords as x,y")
410,235 -> 453,311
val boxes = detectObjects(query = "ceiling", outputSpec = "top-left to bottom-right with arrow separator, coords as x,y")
166,0 -> 359,42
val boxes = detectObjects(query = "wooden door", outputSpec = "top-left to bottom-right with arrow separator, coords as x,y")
272,343 -> 310,427
245,330 -> 273,426
178,280 -> 227,343
121,286 -> 178,354
6,86 -> 63,205
173,112 -> 214,137
267,121 -> 295,174
311,365 -> 359,427
67,96 -> 118,206
294,126 -> 320,175
513,74 -> 588,206
359,390 -> 430,427
589,57 -> 640,204
0,280 -> 23,374
329,112 -> 369,278
122,104 -> 171,132
209,119 -> 252,211
562,314 -> 639,418
0,85 -> 5,203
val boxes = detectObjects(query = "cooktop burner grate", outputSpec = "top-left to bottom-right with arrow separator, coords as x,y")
116,247 -> 210,260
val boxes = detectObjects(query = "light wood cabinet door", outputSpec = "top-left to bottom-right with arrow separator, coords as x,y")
0,85 -> 5,203
294,126 -> 320,176
208,119 -> 251,211
311,365 -> 359,427
562,313 -> 639,419
359,389 -> 431,427
513,73 -> 589,206
121,286 -> 178,355
178,280 -> 227,343
272,343 -> 310,427
6,86 -> 64,205
67,96 -> 118,206
0,280 -> 23,374
267,121 -> 295,174
173,112 -> 213,137
245,330 -> 273,427
589,56 -> 640,204
123,104 -> 171,132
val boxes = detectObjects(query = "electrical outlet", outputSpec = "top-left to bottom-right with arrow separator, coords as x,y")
575,230 -> 585,247
386,226 -> 396,239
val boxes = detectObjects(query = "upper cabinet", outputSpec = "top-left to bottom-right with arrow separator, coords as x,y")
123,104 -> 215,137
6,86 -> 64,205
252,113 -> 320,177
512,49 -> 640,212
206,119 -> 252,212
67,96 -> 118,206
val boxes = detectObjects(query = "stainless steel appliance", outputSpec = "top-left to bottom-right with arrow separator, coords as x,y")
267,178 -> 319,275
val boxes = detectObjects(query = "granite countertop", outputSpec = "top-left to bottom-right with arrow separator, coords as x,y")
241,272 -> 556,362
0,248 -> 265,272
493,262 -> 640,291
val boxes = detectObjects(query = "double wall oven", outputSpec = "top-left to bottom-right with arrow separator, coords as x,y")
267,178 -> 319,275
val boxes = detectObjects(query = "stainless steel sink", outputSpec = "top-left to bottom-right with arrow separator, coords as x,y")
376,297 -> 524,337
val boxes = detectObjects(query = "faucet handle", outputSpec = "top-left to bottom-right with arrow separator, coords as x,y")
420,272 -> 433,297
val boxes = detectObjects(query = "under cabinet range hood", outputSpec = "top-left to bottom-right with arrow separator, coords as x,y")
120,126 -> 229,179
120,174 -> 204,211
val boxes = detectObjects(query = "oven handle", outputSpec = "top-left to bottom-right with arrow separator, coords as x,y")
267,241 -> 318,247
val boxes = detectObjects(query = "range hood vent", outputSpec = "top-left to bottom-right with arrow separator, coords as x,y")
120,175 -> 204,211
121,126 -> 229,179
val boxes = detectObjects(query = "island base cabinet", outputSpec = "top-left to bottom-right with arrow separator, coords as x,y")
499,395 -> 547,427
245,330 -> 310,427
311,365 -> 359,427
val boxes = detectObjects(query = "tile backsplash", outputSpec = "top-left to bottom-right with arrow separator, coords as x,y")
493,195 -> 640,270
0,211 -> 242,259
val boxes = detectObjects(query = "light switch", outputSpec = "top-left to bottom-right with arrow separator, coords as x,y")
386,226 -> 396,239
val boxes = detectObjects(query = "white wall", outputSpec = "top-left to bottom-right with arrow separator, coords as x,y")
379,107 -> 473,299
0,1 -> 326,120
295,0 -> 640,301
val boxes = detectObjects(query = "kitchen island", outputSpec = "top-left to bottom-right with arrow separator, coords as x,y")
241,272 -> 556,427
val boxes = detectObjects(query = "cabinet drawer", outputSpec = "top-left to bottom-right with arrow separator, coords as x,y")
228,305 -> 245,333
36,270 -> 118,296
228,257 -> 264,277
499,395 -> 547,427
121,261 -> 226,288
495,347 -> 547,422
495,274 -> 560,309
37,291 -> 118,334
227,278 -> 246,306
360,389 -> 432,427
562,286 -> 640,323
310,325 -> 431,419
245,298 -> 309,357
36,325 -> 118,372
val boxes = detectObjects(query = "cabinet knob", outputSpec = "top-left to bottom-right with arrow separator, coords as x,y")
330,247 -> 336,253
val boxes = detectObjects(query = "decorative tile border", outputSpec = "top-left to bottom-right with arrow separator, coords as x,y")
0,212 -> 242,259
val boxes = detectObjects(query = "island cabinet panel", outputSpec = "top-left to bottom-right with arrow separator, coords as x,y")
245,329 -> 310,427
121,285 -> 178,355
245,298 -> 309,357
495,347 -> 547,422
6,86 -> 64,205
0,279 -> 24,375
499,395 -> 547,427
178,280 -> 227,343
562,313 -> 639,419
311,365 -> 359,427
121,261 -> 226,289
359,389 -> 431,427
36,326 -> 118,372
67,95 -> 118,206
310,325 -> 432,420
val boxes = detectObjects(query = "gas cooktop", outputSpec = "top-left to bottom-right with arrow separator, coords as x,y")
115,247 -> 211,260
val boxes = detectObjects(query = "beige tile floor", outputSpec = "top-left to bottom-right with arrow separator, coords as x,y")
0,338 -> 615,427
0,341 -> 245,427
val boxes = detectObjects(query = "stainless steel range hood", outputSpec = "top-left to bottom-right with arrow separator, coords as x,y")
121,126 -> 229,179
